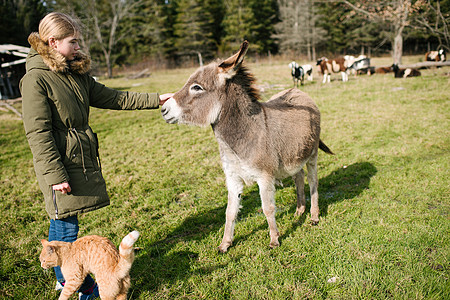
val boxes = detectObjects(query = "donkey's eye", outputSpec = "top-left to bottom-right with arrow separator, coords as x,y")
190,84 -> 204,93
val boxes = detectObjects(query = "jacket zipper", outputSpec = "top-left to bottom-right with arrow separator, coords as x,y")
52,189 -> 59,219
93,132 -> 102,171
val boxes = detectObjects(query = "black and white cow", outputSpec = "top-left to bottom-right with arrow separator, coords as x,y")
288,61 -> 304,87
302,64 -> 313,81
349,57 -> 373,75
392,64 -> 421,78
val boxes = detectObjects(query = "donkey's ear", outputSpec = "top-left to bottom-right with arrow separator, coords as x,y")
219,41 -> 249,74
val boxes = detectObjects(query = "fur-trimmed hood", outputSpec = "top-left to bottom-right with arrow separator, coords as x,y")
27,32 -> 91,74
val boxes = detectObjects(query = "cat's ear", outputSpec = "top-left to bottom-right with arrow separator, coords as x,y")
40,240 -> 56,253
46,245 -> 55,254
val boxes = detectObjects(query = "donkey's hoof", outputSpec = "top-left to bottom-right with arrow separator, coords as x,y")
311,219 -> 319,226
218,242 -> 231,253
295,206 -> 306,216
269,240 -> 280,249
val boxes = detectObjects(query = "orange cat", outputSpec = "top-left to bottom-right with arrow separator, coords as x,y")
39,231 -> 139,300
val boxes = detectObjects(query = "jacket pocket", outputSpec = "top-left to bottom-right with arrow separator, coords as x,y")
85,127 -> 101,171
66,129 -> 82,166
55,170 -> 110,218
65,128 -> 98,172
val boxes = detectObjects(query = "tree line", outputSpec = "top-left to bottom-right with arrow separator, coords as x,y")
2,0 -> 449,77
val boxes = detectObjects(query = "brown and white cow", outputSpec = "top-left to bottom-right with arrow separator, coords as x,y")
425,49 -> 446,62
161,41 -> 333,253
316,57 -> 349,83
375,66 -> 393,74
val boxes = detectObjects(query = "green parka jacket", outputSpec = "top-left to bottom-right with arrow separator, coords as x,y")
20,33 -> 160,220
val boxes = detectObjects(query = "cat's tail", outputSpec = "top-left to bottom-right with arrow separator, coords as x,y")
117,230 -> 140,279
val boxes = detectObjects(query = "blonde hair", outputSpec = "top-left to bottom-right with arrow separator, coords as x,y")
39,12 -> 82,43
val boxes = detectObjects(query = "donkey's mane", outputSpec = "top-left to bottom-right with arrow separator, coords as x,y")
231,64 -> 260,103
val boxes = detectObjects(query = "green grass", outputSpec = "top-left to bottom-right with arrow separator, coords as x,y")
1,56 -> 449,299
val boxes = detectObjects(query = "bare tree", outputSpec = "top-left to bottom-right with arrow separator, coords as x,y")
53,0 -> 143,78
86,0 -> 142,78
274,0 -> 326,61
341,0 -> 419,64
413,0 -> 450,51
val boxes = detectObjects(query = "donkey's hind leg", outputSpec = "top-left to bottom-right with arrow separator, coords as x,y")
293,169 -> 306,216
306,152 -> 320,225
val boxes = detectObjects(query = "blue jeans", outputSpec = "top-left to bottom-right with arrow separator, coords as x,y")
48,215 -> 95,292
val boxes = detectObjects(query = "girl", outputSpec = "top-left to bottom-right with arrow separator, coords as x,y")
20,12 -> 172,299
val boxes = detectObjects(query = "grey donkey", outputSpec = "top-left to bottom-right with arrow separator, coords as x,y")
161,41 -> 333,253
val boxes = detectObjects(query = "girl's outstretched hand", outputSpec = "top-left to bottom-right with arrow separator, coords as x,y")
159,93 -> 174,106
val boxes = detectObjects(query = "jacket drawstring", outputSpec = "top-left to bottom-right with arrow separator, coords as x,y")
70,128 -> 88,181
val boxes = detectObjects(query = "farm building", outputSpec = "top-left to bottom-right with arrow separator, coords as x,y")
0,44 -> 29,100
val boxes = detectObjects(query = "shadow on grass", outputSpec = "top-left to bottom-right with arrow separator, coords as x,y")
131,205 -> 237,297
131,161 -> 376,297
279,161 -> 377,240
318,162 -> 377,215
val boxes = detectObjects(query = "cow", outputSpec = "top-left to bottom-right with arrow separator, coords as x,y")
288,61 -> 304,87
425,49 -> 446,62
316,57 -> 348,83
348,57 -> 372,75
375,66 -> 393,74
302,64 -> 313,81
392,64 -> 421,78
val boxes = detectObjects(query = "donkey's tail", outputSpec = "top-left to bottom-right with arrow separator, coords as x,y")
319,139 -> 334,155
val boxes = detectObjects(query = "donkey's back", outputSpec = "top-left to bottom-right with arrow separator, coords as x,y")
264,88 -> 320,137
267,87 -> 317,107
257,88 -> 321,177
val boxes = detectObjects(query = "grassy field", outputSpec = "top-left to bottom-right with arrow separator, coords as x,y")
1,55 -> 449,299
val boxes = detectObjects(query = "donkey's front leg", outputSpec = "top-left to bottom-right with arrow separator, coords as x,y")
258,177 -> 280,248
218,177 -> 243,253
